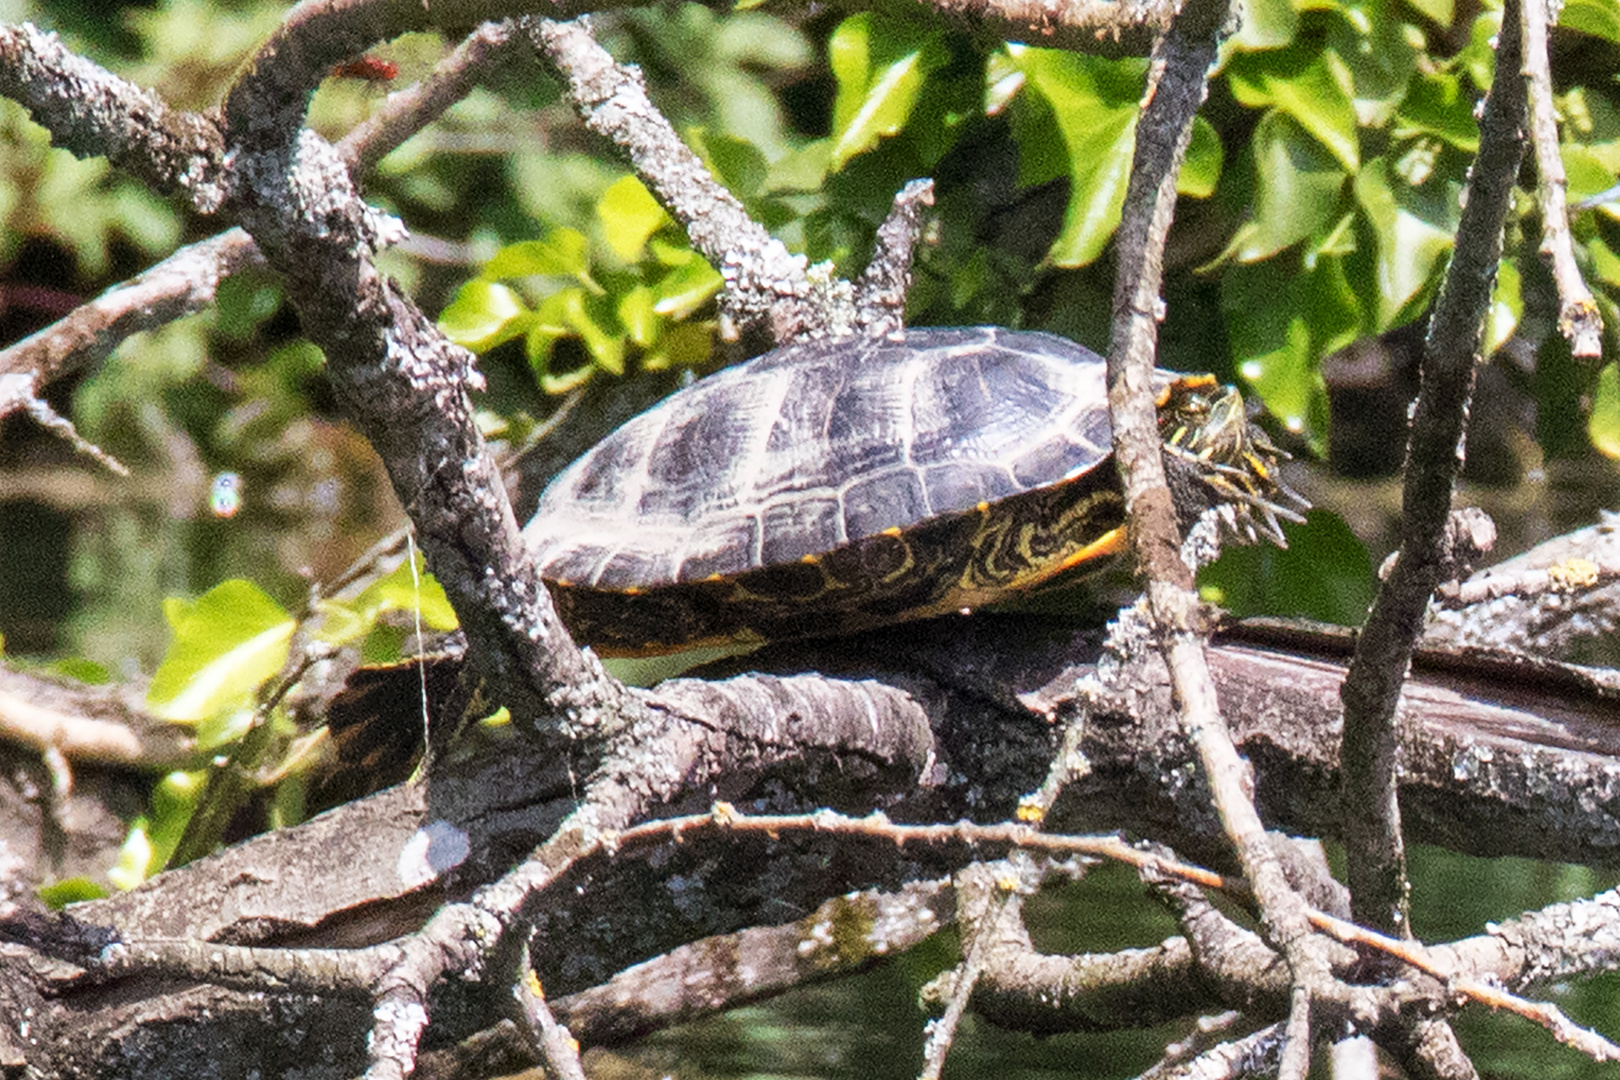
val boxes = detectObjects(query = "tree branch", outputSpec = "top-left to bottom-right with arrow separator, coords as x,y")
1338,0 -> 1526,937
1519,0 -> 1603,357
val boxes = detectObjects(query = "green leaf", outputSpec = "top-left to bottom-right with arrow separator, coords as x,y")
1010,46 -> 1146,267
1404,0 -> 1455,30
1227,47 -> 1360,172
1353,158 -> 1455,327
1230,0 -> 1300,49
686,128 -> 769,199
351,556 -> 459,632
1591,362 -> 1620,458
1178,117 -> 1224,199
1324,0 -> 1419,125
643,320 -> 714,372
1563,0 -> 1620,43
1200,510 -> 1376,624
597,176 -> 672,261
1485,256 -> 1522,356
527,288 -> 626,377
322,555 -> 459,649
618,285 -> 660,347
1562,141 -> 1620,204
1225,111 -> 1348,263
484,228 -> 591,280
438,279 -> 530,352
1393,70 -> 1479,152
652,256 -> 725,320
827,13 -> 946,171
1589,235 -> 1620,290
39,877 -> 109,908
46,657 -> 111,684
107,770 -> 205,889
1224,254 -> 1358,447
147,581 -> 295,724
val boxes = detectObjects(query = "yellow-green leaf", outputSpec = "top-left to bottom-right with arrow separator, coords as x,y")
1179,117 -> 1224,199
438,279 -> 530,352
1591,363 -> 1620,458
351,555 -> 460,632
147,580 -> 295,724
485,228 -> 591,280
827,13 -> 945,171
598,176 -> 671,261
652,257 -> 725,320
1010,46 -> 1147,267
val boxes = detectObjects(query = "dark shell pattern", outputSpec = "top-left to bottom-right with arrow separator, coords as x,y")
524,327 -> 1126,592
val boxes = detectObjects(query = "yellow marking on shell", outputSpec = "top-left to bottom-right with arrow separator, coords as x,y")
706,572 -> 725,582
801,553 -> 819,564
621,585 -> 644,596
882,525 -> 903,537
976,501 -> 990,514
554,578 -> 575,588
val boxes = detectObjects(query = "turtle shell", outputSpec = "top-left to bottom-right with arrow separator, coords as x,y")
524,326 -> 1294,655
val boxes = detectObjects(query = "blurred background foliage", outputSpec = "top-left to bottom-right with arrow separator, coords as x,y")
1,0 -> 1620,1071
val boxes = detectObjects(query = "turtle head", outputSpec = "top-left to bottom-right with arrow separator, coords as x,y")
1156,377 -> 1308,546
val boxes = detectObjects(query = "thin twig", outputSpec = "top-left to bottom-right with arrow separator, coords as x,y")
528,16 -> 849,345
340,19 -> 526,175
853,178 -> 936,337
1102,0 -> 1333,1071
1519,0 -> 1603,356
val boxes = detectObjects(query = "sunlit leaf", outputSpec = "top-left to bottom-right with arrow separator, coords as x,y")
1010,46 -> 1146,267
1227,47 -> 1360,171
107,771 -> 205,889
618,285 -> 660,347
1353,158 -> 1454,327
1562,141 -> 1620,203
1485,256 -> 1522,356
827,13 -> 946,171
484,228 -> 591,279
438,279 -> 530,352
1591,363 -> 1620,458
1179,117 -> 1224,199
1564,0 -> 1620,43
1230,0 -> 1300,49
147,581 -> 295,724
597,176 -> 672,261
652,256 -> 725,319
1404,0 -> 1455,30
1225,111 -> 1348,263
527,288 -> 627,377
352,556 -> 459,631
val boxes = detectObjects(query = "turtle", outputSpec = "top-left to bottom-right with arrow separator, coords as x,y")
523,326 -> 1306,656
